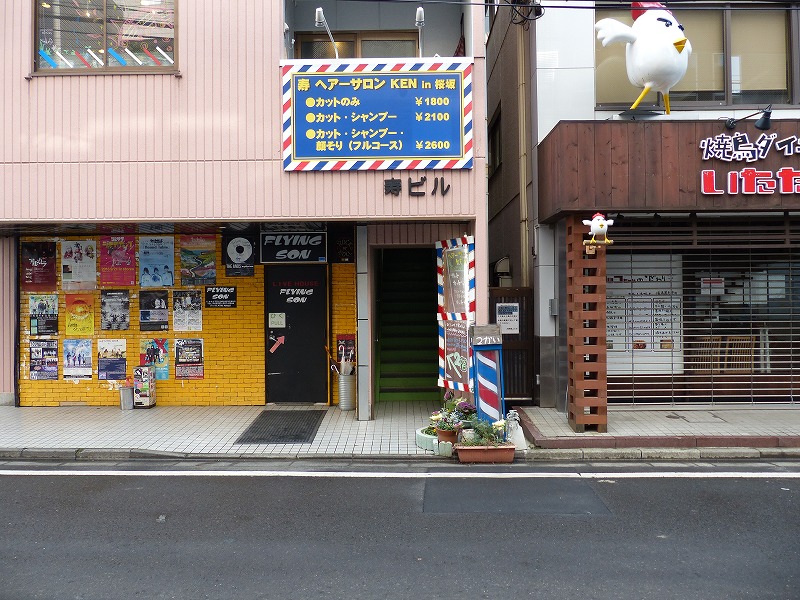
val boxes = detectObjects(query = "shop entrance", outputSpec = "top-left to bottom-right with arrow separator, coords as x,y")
265,265 -> 329,403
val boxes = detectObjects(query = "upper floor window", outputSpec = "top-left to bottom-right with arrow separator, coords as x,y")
295,32 -> 418,60
596,6 -> 792,108
35,0 -> 176,73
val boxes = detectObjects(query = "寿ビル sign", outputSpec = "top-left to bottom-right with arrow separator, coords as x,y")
281,59 -> 474,171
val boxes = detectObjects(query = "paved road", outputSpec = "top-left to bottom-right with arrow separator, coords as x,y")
1,460 -> 798,600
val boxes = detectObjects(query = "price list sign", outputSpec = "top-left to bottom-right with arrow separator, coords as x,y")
281,59 -> 474,171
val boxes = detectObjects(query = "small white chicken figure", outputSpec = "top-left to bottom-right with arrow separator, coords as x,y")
583,213 -> 614,245
595,2 -> 691,114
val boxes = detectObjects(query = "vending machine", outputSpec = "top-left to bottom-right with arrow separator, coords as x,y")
133,365 -> 156,408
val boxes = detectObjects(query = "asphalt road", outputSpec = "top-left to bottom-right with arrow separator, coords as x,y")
1,460 -> 798,600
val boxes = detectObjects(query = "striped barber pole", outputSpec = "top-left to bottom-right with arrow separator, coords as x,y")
474,349 -> 504,422
281,59 -> 474,171
435,236 -> 475,321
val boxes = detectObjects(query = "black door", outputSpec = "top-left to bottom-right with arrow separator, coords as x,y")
265,265 -> 328,402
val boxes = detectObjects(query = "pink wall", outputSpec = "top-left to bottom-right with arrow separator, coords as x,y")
0,0 -> 486,224
0,237 -> 15,402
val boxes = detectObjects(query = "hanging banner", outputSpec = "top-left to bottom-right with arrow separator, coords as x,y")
173,290 -> 203,331
175,338 -> 204,379
29,339 -> 58,380
180,235 -> 217,285
21,241 -> 57,292
65,293 -> 95,335
281,59 -> 474,171
61,240 -> 97,290
223,234 -> 256,277
139,290 -> 169,331
63,338 -> 92,379
99,236 -> 136,286
98,339 -> 126,381
140,338 -> 169,380
139,236 -> 175,287
29,294 -> 58,336
100,290 -> 131,330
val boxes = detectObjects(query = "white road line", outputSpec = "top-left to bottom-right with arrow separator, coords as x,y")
0,470 -> 799,479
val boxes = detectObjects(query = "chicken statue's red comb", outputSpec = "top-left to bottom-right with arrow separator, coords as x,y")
632,2 -> 669,20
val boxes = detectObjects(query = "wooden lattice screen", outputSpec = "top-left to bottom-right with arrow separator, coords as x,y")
566,215 -> 608,433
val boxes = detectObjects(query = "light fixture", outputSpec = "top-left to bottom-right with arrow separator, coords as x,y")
723,105 -> 772,131
314,7 -> 338,59
415,6 -> 424,57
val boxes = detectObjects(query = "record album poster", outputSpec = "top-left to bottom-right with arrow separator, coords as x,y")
101,290 -> 130,330
99,236 -> 136,286
173,290 -> 202,332
223,234 -> 255,276
63,338 -> 92,379
29,339 -> 58,380
29,294 -> 58,336
140,338 -> 169,380
139,236 -> 175,287
139,290 -> 169,331
65,294 -> 95,335
98,339 -> 126,381
21,241 -> 57,292
175,338 -> 204,379
180,235 -> 216,285
61,240 -> 98,290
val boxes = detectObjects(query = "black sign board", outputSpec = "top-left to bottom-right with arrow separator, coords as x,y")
260,232 -> 327,264
205,286 -> 237,308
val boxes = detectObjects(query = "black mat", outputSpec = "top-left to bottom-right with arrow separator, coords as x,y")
235,410 -> 326,444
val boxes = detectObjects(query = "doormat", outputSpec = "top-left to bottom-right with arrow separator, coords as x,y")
235,410 -> 327,444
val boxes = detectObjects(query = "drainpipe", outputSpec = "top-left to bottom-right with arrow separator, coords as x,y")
517,24 -> 530,287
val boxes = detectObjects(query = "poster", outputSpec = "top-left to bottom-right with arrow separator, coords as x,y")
98,339 -> 126,380
173,290 -> 202,331
496,303 -> 520,335
175,338 -> 204,379
29,339 -> 58,380
443,320 -> 470,389
204,286 -> 236,308
180,235 -> 217,285
61,240 -> 97,290
29,294 -> 58,336
223,234 -> 255,277
443,245 -> 469,314
100,290 -> 130,330
63,338 -> 92,379
139,290 -> 169,331
140,338 -> 169,380
99,236 -> 136,286
21,241 -> 57,291
65,294 -> 95,335
139,236 -> 175,287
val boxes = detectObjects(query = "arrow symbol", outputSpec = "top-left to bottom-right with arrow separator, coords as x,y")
269,336 -> 285,354
446,352 -> 464,377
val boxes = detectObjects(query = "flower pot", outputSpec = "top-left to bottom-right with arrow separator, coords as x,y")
436,428 -> 458,444
454,444 -> 515,464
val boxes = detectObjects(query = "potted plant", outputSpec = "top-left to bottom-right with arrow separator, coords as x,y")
454,418 -> 515,463
429,398 -> 477,444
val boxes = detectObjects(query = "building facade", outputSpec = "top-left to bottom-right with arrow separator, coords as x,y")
487,1 -> 800,425
0,0 -> 488,417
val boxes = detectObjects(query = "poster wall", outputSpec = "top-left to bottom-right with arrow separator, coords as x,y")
63,338 -> 92,379
100,290 -> 131,330
98,339 -> 126,380
29,340 -> 58,380
65,294 -> 95,335
173,290 -> 202,331
61,240 -> 97,290
140,290 -> 169,331
180,235 -> 216,285
29,294 -> 58,336
175,338 -> 204,379
21,242 -> 57,291
99,236 -> 136,286
139,237 -> 175,287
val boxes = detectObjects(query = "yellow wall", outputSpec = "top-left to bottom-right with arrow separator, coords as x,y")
18,236 -> 266,406
329,263 -> 357,406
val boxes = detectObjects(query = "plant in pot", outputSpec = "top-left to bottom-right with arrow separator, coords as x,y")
430,398 -> 477,444
454,418 -> 515,463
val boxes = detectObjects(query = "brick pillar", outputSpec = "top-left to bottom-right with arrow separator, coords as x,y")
565,215 -> 608,433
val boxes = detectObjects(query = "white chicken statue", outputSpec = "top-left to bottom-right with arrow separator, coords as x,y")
595,2 -> 691,114
583,213 -> 614,245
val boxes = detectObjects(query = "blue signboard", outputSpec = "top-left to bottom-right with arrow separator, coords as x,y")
281,59 -> 474,171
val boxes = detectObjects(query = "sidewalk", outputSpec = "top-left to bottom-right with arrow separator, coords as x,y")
1,401 -> 800,461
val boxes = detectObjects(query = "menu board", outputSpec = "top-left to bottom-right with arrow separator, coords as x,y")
606,254 -> 684,375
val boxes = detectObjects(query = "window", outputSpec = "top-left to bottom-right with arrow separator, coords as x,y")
296,32 -> 418,60
35,0 -> 176,73
596,5 -> 792,108
488,114 -> 502,176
